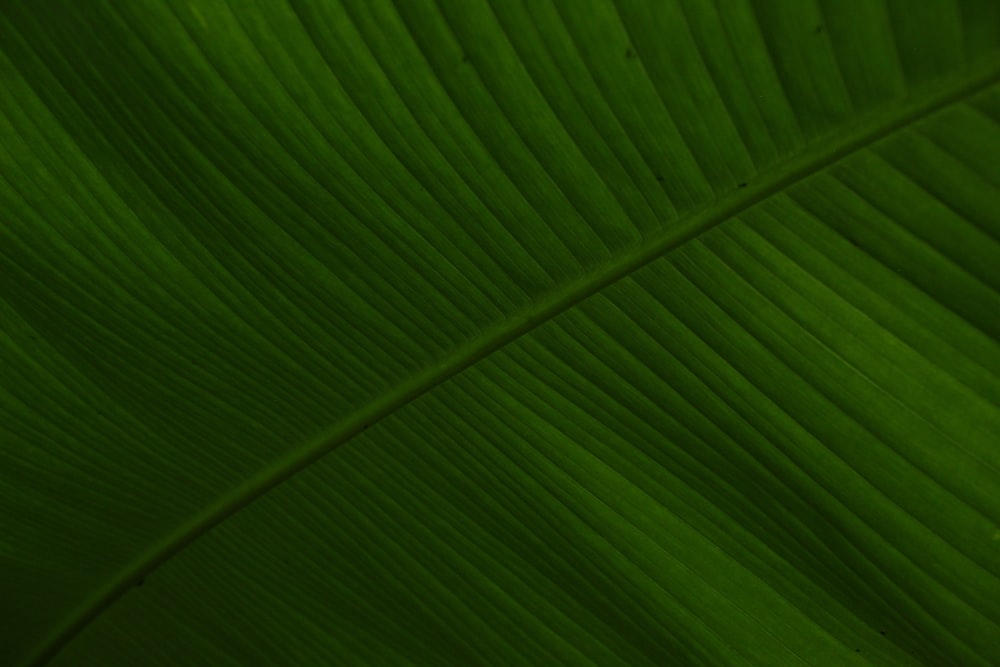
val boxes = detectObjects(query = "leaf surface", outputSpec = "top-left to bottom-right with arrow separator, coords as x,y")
1,1 -> 999,665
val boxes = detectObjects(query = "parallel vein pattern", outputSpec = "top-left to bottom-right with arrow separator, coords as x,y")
1,1 -> 999,665
44,81 -> 1000,667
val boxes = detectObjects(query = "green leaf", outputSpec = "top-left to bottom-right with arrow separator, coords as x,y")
2,1 -> 999,665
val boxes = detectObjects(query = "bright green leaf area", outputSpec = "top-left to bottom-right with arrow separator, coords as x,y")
2,1 -> 999,665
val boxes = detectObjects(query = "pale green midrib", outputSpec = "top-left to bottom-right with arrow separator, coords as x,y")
26,60 -> 1000,666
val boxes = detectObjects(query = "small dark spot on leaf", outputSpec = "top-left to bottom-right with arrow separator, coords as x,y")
461,53 -> 470,64
655,175 -> 664,182
856,649 -> 861,653
737,182 -> 747,188
815,25 -> 823,34
135,577 -> 145,588
880,630 -> 886,636
625,47 -> 637,59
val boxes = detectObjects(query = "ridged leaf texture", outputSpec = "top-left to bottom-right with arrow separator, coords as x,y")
1,1 -> 999,665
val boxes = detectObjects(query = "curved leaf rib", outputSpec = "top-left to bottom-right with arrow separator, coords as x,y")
23,57 -> 1000,667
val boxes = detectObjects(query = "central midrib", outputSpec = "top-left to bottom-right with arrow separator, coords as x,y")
28,59 -> 1000,667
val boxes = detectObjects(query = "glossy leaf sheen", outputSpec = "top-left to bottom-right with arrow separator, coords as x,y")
1,1 -> 999,665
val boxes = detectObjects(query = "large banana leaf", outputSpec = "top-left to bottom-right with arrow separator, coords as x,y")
2,1 -> 999,665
